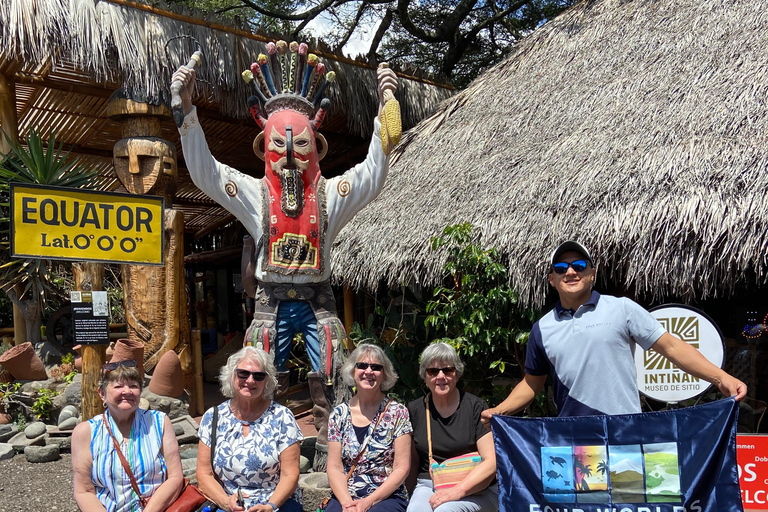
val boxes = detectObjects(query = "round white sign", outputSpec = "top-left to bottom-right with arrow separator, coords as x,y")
634,304 -> 724,403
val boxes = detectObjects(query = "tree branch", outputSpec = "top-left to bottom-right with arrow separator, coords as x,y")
335,1 -> 370,53
366,6 -> 393,62
397,0 -> 440,43
238,0 -> 344,22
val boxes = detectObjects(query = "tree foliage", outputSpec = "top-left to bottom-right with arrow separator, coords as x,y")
168,0 -> 574,86
425,222 -> 537,398
349,222 -> 539,405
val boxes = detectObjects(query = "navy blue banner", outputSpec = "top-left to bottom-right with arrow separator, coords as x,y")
491,398 -> 742,512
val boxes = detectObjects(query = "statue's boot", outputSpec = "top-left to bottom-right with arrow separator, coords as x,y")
275,371 -> 290,404
308,371 -> 332,471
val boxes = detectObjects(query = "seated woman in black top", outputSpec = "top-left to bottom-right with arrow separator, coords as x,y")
406,343 -> 498,512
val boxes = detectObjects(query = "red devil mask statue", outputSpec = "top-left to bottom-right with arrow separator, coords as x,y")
252,86 -> 330,275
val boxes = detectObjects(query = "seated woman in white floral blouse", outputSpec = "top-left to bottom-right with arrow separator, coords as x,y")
196,346 -> 303,512
326,344 -> 412,512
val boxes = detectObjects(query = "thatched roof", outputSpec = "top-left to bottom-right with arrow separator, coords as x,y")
332,0 -> 768,308
0,0 -> 452,234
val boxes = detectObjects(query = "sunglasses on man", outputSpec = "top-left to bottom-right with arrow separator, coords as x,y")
552,259 -> 589,274
235,369 -> 268,381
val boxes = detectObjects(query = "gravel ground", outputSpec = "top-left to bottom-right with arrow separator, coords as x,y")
0,452 -> 78,512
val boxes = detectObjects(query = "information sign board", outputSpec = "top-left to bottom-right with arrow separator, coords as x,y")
71,291 -> 110,345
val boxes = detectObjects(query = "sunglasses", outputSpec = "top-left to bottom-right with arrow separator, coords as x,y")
102,359 -> 137,372
552,260 -> 589,274
426,367 -> 456,377
235,369 -> 267,381
355,362 -> 384,372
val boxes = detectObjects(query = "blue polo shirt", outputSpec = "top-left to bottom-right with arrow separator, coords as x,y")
525,291 -> 666,417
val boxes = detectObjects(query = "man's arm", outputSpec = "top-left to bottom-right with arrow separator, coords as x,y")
652,332 -> 747,400
480,373 -> 548,426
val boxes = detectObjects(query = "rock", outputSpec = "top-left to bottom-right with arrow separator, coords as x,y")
58,417 -> 79,431
24,444 -> 60,463
301,436 -> 317,462
139,398 -> 150,410
21,378 -> 58,393
179,446 -> 198,460
63,380 -> 83,406
25,422 -> 47,439
0,412 -> 11,425
300,455 -> 311,474
58,405 -> 79,425
299,472 -> 331,512
34,340 -> 62,366
141,388 -> 190,419
0,424 -> 17,443
174,424 -> 184,436
0,342 -> 48,380
0,443 -> 14,460
170,415 -> 199,444
149,351 -> 184,397
8,431 -> 46,450
47,433 -> 72,452
181,457 -> 197,479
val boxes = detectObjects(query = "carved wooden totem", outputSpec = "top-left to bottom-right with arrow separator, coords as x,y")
107,94 -> 195,410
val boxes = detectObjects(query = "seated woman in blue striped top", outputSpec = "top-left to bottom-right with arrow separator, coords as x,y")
72,360 -> 184,512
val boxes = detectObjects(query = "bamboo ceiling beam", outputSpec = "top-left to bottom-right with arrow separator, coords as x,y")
193,213 -> 236,239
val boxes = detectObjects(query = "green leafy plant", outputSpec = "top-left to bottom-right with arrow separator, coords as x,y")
425,223 -> 538,401
31,388 -> 58,420
61,352 -> 75,366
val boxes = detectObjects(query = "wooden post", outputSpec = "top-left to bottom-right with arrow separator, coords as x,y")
74,263 -> 106,421
191,329 -> 205,415
0,74 -> 23,345
343,285 -> 355,350
0,73 -> 18,154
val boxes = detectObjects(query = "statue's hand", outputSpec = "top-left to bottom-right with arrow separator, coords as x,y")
377,64 -> 398,107
377,64 -> 401,155
171,67 -> 196,116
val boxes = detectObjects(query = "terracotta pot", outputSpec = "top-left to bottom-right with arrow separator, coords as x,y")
0,366 -> 13,384
0,342 -> 47,380
148,350 -> 184,397
111,338 -> 145,377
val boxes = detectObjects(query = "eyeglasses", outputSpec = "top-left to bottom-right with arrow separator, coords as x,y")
235,369 -> 267,381
552,260 -> 589,274
426,367 -> 456,377
355,362 -> 384,372
102,360 -> 137,372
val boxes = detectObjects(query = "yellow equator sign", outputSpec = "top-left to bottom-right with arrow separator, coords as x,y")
11,184 -> 164,265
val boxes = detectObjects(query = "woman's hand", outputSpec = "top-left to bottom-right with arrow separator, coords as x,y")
247,504 -> 275,512
226,491 -> 246,512
344,497 -> 374,512
428,487 -> 464,509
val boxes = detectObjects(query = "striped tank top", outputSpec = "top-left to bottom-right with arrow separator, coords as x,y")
89,409 -> 168,512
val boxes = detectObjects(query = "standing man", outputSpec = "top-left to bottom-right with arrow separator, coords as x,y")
482,240 -> 746,421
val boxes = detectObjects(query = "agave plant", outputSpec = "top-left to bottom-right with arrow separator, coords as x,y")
0,128 -> 97,348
